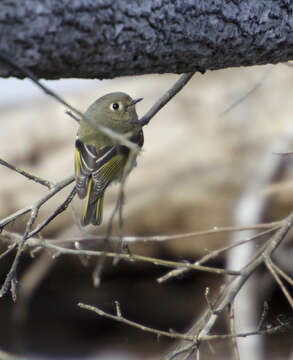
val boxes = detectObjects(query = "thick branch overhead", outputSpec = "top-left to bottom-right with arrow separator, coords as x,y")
1,0 -> 293,79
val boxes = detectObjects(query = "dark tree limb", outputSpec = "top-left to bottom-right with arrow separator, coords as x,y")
0,0 -> 293,79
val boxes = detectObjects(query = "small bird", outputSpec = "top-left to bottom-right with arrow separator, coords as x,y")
74,92 -> 144,226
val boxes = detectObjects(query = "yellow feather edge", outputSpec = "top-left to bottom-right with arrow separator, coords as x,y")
95,196 -> 104,224
83,177 -> 93,222
75,148 -> 81,177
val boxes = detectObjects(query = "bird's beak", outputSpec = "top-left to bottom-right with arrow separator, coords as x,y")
131,97 -> 143,106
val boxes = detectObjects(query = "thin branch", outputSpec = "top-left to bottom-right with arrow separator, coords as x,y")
219,66 -> 273,116
0,176 -> 74,232
166,212 -> 293,359
21,222 -> 278,246
124,222 -> 280,244
0,206 -> 32,231
1,231 -> 240,277
91,153 -> 137,286
0,176 -> 74,299
39,241 -> 240,276
28,185 -> 76,239
204,287 -> 215,315
91,190 -> 122,287
157,225 -> 278,283
113,150 -> 137,265
139,73 -> 195,127
2,205 -> 40,300
0,244 -> 17,260
78,302 -> 287,343
0,56 -> 195,151
257,301 -> 269,331
270,261 -> 293,287
229,303 -> 240,360
0,158 -> 53,189
0,53 -> 139,152
265,256 -> 293,310
65,111 -> 80,123
92,149 -> 143,285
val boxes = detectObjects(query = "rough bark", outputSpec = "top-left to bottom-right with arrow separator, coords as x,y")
0,0 -> 293,79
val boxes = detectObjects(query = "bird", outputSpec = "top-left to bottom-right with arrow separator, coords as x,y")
74,92 -> 144,226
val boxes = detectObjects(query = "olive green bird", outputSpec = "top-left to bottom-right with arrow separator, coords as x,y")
74,92 -> 143,226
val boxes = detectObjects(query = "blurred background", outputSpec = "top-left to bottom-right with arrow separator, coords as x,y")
0,65 -> 292,359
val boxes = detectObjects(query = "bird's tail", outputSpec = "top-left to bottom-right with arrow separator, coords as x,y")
81,177 -> 104,226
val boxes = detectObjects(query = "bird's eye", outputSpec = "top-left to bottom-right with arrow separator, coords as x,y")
111,102 -> 119,111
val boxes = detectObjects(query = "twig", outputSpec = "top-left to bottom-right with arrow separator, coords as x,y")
0,158 -> 53,189
78,302 -> 288,342
219,66 -> 273,116
270,261 -> 293,287
0,206 -> 32,231
226,129 -> 293,360
0,176 -> 74,299
229,303 -> 240,360
17,222 -> 278,246
157,226 -> 278,283
0,53 -> 139,152
65,110 -> 80,123
38,241 -> 239,276
91,193 -> 121,287
122,222 -> 280,244
166,212 -> 293,359
204,287 -> 215,314
0,176 -> 74,232
0,243 -> 17,260
2,230 -> 242,278
113,150 -> 137,265
28,185 -> 76,239
92,150 -> 141,285
265,256 -> 293,310
271,262 -> 293,286
257,301 -> 269,331
139,72 -> 195,126
90,153 -> 135,286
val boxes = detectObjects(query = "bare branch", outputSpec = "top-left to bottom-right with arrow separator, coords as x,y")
0,157 -> 53,189
0,232 -> 240,277
65,111 -> 80,124
139,73 -> 195,126
157,225 -> 279,283
0,244 -> 17,260
78,302 -> 288,343
0,176 -> 75,299
0,176 -> 74,231
257,301 -> 269,332
265,256 -> 293,310
0,53 -> 139,152
219,66 -> 273,116
229,304 -> 240,360
167,212 -> 293,359
21,222 -> 278,246
41,241 -> 240,277
270,262 -> 293,287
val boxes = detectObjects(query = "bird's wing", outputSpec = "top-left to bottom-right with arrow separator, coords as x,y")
75,138 -> 128,200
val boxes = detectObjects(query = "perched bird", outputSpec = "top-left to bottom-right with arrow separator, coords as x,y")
74,92 -> 144,226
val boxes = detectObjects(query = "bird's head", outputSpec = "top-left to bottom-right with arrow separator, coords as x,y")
85,92 -> 143,131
